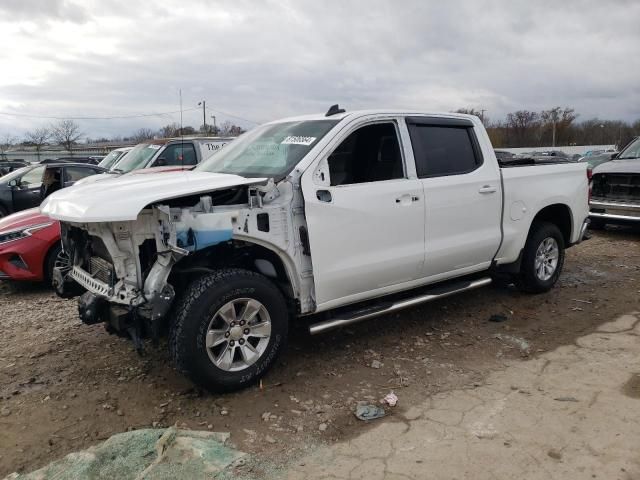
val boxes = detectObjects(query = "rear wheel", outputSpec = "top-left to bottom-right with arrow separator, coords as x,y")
515,221 -> 565,293
169,268 -> 288,392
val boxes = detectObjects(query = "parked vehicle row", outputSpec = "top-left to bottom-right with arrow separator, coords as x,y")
0,136 -> 233,282
589,136 -> 640,228
40,107 -> 589,392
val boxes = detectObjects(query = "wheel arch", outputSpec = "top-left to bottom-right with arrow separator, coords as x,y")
529,203 -> 573,245
173,238 -> 302,306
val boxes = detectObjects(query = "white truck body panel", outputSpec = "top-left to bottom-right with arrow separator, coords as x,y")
41,110 -> 589,319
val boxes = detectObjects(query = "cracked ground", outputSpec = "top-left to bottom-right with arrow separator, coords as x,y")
1,227 -> 639,478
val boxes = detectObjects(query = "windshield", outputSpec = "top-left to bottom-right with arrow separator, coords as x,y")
99,150 -> 126,169
618,137 -> 640,159
112,144 -> 161,173
196,120 -> 339,178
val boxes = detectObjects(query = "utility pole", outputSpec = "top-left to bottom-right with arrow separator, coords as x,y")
552,120 -> 556,147
480,109 -> 487,124
198,100 -> 207,133
211,115 -> 217,135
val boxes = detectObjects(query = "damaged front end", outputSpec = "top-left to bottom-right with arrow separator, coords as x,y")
54,193 -> 242,351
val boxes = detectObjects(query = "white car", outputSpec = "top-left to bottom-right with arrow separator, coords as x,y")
42,107 -> 589,392
76,137 -> 234,186
97,147 -> 134,170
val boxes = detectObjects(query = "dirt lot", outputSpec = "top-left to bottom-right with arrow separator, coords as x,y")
1,227 -> 639,478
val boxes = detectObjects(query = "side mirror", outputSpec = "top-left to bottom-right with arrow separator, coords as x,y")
155,157 -> 167,167
8,179 -> 18,188
609,152 -> 618,159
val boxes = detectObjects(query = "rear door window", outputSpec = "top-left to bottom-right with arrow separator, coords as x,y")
407,121 -> 482,177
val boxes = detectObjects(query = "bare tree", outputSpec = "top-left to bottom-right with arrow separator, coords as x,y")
505,110 -> 540,147
0,134 -> 17,160
540,107 -> 577,146
51,119 -> 83,153
131,128 -> 155,143
218,121 -> 245,136
25,127 -> 51,161
159,123 -> 180,138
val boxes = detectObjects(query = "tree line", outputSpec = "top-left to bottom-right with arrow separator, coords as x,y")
0,120 -> 246,158
456,107 -> 640,149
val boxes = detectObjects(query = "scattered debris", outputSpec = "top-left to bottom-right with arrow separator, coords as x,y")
572,299 -> 592,304
1,407 -> 11,417
493,334 -> 531,354
318,423 -> 328,432
489,314 -> 508,323
265,435 -> 276,444
354,403 -> 386,421
382,392 -> 398,407
370,360 -> 383,369
6,428 -> 245,479
553,396 -> 579,402
547,448 -> 563,460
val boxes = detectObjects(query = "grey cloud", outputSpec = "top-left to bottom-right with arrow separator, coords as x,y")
0,0 -> 89,23
0,0 -> 639,137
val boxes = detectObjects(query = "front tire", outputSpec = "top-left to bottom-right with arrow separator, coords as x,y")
169,268 -> 288,392
515,221 -> 565,293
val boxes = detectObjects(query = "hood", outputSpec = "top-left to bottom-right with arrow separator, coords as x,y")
593,159 -> 640,175
41,170 -> 267,222
0,208 -> 54,232
73,172 -> 120,186
127,165 -> 192,175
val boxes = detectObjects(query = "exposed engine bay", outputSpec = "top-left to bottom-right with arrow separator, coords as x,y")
53,179 -> 314,350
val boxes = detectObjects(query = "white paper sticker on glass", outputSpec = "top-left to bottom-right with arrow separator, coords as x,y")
281,136 -> 317,146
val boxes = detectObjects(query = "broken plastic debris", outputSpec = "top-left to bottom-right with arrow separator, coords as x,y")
354,403 -> 386,421
489,313 -> 508,323
382,392 -> 398,407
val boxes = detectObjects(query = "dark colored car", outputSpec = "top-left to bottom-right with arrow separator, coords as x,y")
51,156 -> 101,165
494,150 -> 514,161
589,136 -> 640,228
0,160 -> 29,176
0,163 -> 107,218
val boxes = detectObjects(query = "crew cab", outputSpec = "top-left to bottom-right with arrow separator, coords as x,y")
41,107 -> 589,392
589,136 -> 640,228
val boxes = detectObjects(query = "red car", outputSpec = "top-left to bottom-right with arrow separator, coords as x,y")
0,166 -> 192,284
0,208 -> 65,282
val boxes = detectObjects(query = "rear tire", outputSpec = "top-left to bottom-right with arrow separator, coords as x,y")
515,221 -> 565,293
169,268 -> 288,392
44,243 -> 71,286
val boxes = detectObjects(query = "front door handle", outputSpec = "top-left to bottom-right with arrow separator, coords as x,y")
478,185 -> 497,194
316,190 -> 332,203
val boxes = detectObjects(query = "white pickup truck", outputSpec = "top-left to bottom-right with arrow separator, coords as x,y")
42,107 -> 590,392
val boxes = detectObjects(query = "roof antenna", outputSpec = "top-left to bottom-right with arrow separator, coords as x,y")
325,104 -> 345,117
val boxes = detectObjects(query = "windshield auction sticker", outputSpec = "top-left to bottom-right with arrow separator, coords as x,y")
281,136 -> 317,146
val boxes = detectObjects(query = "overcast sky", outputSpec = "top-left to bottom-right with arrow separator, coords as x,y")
0,0 -> 638,139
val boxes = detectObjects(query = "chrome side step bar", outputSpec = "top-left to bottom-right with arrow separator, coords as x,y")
308,277 -> 492,335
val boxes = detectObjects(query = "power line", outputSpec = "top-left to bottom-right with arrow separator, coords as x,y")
0,107 -> 200,121
207,108 -> 260,125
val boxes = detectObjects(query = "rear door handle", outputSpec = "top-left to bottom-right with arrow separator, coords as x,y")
478,185 -> 497,194
395,194 -> 420,205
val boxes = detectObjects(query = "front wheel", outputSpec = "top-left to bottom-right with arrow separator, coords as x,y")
515,221 -> 565,293
169,268 -> 288,392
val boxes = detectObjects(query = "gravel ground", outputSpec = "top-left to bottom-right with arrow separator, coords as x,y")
0,227 -> 639,477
